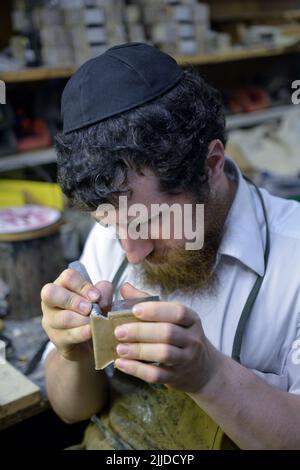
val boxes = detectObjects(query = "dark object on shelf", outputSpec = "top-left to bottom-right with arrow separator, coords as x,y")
228,86 -> 270,113
0,299 -> 9,317
15,108 -> 51,152
0,103 -> 17,157
0,278 -> 10,317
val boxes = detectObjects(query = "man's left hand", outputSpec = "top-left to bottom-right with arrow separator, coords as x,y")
114,283 -> 221,393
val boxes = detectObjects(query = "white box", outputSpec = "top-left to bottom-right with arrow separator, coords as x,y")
216,32 -> 231,51
178,23 -> 195,39
179,39 -> 197,55
60,0 -> 84,8
86,26 -> 107,44
195,24 -> 206,53
89,44 -> 108,58
84,7 -> 106,25
42,46 -> 74,66
41,26 -> 71,47
152,23 -> 177,43
205,29 -> 218,53
174,5 -> 193,22
194,3 -> 210,25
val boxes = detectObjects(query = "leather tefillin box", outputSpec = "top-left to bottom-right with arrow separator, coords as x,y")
90,296 -> 160,369
69,257 -> 160,370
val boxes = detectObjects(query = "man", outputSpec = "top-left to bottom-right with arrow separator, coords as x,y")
41,43 -> 300,449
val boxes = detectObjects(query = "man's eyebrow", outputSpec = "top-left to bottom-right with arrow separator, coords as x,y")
92,207 -> 164,227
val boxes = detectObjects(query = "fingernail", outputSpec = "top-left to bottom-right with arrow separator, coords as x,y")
117,344 -> 129,356
114,326 -> 127,339
80,301 -> 91,313
132,305 -> 143,317
88,289 -> 100,301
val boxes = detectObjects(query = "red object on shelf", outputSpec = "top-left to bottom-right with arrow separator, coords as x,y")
228,87 -> 270,113
16,119 -> 51,152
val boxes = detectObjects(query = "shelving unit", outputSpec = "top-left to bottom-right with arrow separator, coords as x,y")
226,104 -> 295,129
0,1 -> 299,173
1,42 -> 300,83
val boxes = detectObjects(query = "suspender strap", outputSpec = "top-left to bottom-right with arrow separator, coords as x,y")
112,257 -> 129,290
231,178 -> 270,363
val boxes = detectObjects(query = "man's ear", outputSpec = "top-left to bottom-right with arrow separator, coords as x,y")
206,139 -> 225,189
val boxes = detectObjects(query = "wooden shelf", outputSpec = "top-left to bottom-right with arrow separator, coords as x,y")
176,43 -> 300,65
0,66 -> 76,83
1,43 -> 300,83
211,8 -> 300,22
226,104 -> 295,130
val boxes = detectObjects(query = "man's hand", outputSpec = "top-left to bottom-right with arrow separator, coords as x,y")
41,268 -> 113,362
114,283 -> 220,393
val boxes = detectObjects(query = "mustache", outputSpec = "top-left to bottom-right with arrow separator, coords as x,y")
145,248 -> 172,265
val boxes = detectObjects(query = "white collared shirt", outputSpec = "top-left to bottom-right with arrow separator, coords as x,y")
44,158 -> 300,394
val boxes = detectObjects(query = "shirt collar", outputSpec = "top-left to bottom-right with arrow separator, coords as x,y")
218,157 -> 266,276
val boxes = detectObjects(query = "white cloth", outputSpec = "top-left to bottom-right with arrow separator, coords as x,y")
43,157 -> 300,395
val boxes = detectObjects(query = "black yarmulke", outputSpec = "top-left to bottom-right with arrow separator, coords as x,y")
62,42 -> 183,134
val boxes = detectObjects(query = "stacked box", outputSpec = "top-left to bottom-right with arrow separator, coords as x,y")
30,0 -> 231,65
140,1 -> 212,56
33,4 -> 75,66
126,4 -> 146,43
32,0 -> 128,67
94,0 -> 127,49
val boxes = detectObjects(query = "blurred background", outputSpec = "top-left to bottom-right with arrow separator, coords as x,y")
0,0 -> 300,447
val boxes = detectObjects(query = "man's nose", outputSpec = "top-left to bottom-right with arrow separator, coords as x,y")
120,237 -> 153,264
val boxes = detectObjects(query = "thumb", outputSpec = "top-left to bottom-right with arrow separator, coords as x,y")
120,282 -> 150,300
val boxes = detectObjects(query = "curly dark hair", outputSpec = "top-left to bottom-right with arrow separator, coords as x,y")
55,69 -> 226,210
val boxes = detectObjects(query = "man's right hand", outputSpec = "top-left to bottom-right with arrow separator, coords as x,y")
41,268 -> 114,362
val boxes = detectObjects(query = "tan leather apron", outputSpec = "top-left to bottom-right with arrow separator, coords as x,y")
80,371 -> 238,450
